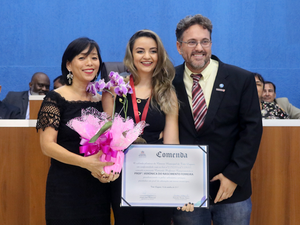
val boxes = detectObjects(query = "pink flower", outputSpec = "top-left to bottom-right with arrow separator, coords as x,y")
86,71 -> 133,119
86,71 -> 132,97
104,81 -> 111,90
126,82 -> 133,94
109,71 -> 125,87
86,83 -> 97,96
95,79 -> 106,92
114,83 -> 128,96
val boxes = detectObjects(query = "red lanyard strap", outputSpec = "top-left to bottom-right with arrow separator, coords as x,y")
130,75 -> 151,123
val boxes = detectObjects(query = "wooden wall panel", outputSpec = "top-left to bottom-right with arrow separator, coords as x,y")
1,125 -> 299,224
0,128 -> 30,225
0,127 -> 49,225
29,99 -> 43,120
250,127 -> 300,225
27,128 -> 49,225
288,128 -> 300,225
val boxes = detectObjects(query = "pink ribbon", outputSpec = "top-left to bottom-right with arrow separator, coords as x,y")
98,131 -> 118,161
79,138 -> 99,156
79,131 -> 118,161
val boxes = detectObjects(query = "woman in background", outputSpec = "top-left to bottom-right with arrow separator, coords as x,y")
103,29 -> 180,225
37,37 -> 118,225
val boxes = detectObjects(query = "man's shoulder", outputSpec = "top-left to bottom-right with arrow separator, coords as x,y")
3,91 -> 28,106
276,97 -> 289,103
5,90 -> 28,99
175,63 -> 184,74
0,101 -> 21,119
174,55 -> 253,80
1,101 -> 20,110
173,63 -> 185,83
276,98 -> 292,109
275,97 -> 300,119
6,90 -> 28,95
215,58 -> 252,76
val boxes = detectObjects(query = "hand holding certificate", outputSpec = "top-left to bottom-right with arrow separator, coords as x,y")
121,144 -> 209,208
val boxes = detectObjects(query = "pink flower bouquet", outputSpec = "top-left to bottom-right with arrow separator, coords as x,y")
67,71 -> 146,174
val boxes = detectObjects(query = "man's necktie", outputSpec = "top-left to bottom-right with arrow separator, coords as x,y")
191,74 -> 207,131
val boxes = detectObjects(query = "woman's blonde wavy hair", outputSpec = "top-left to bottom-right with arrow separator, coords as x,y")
124,29 -> 177,114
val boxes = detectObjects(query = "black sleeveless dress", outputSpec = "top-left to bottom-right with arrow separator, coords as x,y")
36,91 -> 110,224
115,94 -> 166,143
111,94 -> 173,225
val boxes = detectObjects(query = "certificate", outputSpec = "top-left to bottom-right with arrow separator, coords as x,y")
121,144 -> 208,208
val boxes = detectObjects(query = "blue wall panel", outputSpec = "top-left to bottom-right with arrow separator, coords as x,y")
1,0 -> 299,107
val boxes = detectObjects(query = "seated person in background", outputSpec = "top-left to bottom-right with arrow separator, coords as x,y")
263,81 -> 300,119
53,75 -> 66,89
254,75 -> 288,119
0,85 -> 21,119
2,72 -> 50,119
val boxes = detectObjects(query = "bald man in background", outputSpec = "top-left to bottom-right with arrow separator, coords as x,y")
3,72 -> 50,119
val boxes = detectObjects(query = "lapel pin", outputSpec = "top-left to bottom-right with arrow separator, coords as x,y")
216,84 -> 225,92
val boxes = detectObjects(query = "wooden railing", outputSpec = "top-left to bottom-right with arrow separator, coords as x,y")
1,102 -> 299,225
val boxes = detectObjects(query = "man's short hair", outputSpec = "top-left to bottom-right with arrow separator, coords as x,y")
176,14 -> 213,41
264,81 -> 276,93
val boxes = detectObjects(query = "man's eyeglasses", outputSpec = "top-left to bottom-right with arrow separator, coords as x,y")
180,39 -> 211,48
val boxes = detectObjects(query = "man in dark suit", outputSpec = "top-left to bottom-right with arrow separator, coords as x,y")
3,72 -> 50,119
172,15 -> 262,225
0,85 -> 21,119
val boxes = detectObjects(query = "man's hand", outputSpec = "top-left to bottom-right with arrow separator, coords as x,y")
211,173 -> 237,203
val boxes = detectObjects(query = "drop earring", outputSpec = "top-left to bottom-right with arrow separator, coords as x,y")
67,71 -> 73,85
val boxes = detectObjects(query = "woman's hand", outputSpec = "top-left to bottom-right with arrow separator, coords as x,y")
83,151 -> 120,183
177,203 -> 194,212
82,151 -> 112,175
92,170 -> 120,183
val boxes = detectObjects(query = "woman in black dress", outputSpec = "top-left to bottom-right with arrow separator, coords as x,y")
37,37 -> 118,225
103,30 -> 180,225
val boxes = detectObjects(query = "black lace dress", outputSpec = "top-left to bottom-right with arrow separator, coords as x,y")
36,91 -> 110,224
111,94 -> 174,225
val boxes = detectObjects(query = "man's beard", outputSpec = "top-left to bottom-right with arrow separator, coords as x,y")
189,51 -> 210,71
190,57 -> 209,71
30,90 -> 46,95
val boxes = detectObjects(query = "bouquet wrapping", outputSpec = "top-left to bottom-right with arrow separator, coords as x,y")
67,71 -> 147,174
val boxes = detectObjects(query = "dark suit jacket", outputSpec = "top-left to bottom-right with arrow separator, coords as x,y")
2,91 -> 28,119
0,101 -> 21,119
173,55 -> 262,204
